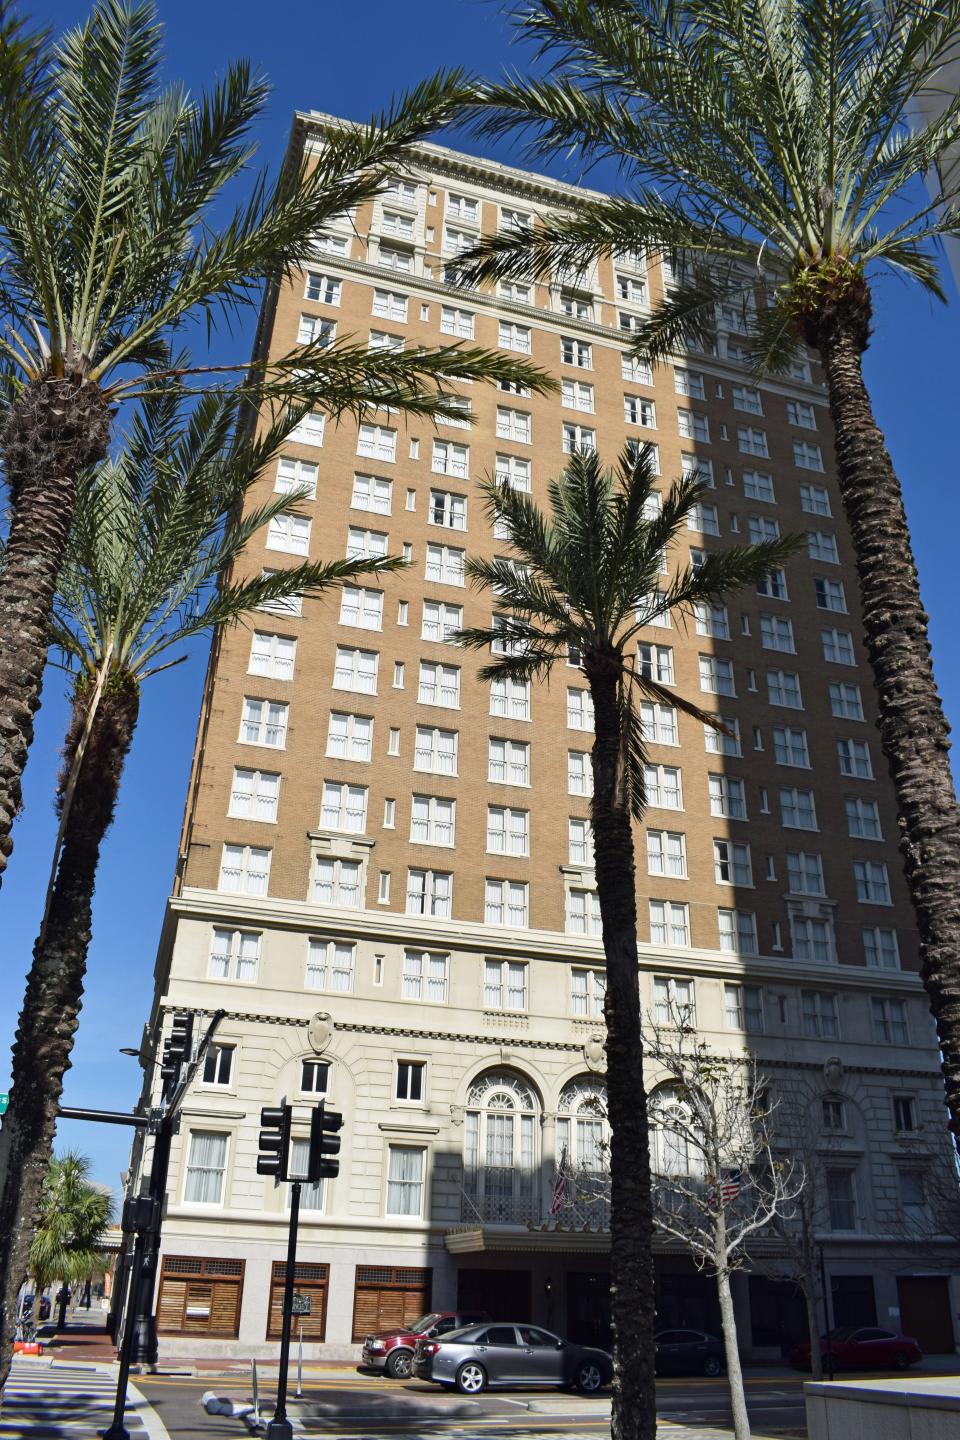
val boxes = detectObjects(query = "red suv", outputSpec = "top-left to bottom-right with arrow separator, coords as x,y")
361,1311 -> 490,1379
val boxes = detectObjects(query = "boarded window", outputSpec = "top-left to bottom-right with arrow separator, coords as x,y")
157,1255 -> 244,1337
267,1261 -> 329,1341
352,1265 -> 432,1342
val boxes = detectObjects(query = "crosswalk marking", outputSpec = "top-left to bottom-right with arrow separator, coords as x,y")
0,1358 -> 164,1439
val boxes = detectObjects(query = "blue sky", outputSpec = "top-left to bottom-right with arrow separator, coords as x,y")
1,0 -> 958,1192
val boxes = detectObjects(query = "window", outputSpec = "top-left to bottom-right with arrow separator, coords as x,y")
773,726 -> 810,768
641,701 -> 679,746
677,408 -> 709,442
561,336 -> 592,367
825,1169 -> 856,1230
386,1145 -> 425,1217
872,996 -> 908,1044
738,426 -> 769,457
446,191 -> 479,222
396,1060 -> 426,1103
898,1169 -> 927,1224
757,568 -> 789,600
496,406 -> 531,444
403,950 -> 449,1003
346,527 -> 389,561
229,768 -> 280,823
743,469 -> 775,502
800,483 -> 830,516
639,644 -> 675,684
410,794 -> 455,847
560,290 -> 592,319
624,394 -> 656,428
494,453 -> 532,492
794,440 -> 824,471
421,600 -> 463,645
653,973 -> 695,1019
326,712 -> 373,764
822,1098 -> 846,1132
838,737 -> 873,779
761,615 -> 795,653
312,857 -> 361,908
623,354 -> 653,384
681,452 -> 714,486
266,513 -> 310,556
718,909 -> 758,954
486,804 -> 529,856
357,424 -> 397,463
418,660 -> 460,708
822,628 -> 856,666
372,289 -> 407,321
352,473 -> 392,515
647,830 -> 687,878
863,927 -> 899,968
414,725 -> 458,776
808,530 -> 839,563
767,669 -> 802,709
304,270 -> 341,305
788,399 -> 817,430
566,687 -> 594,732
275,457 -> 317,498
301,1059 -> 330,1095
780,787 -> 817,829
431,442 -> 469,481
568,817 -> 594,866
498,320 -> 532,354
488,737 -> 530,787
320,781 -> 367,833
724,984 -> 763,1033
854,859 -> 891,904
708,774 -> 746,820
645,764 -> 683,810
565,750 -> 592,797
792,915 -> 835,963
688,504 -> 720,537
424,544 -> 466,587
333,646 -> 378,694
406,868 -> 453,918
567,886 -> 602,935
562,422 -> 596,453
440,305 -> 475,338
704,715 -> 741,756
202,1044 -> 234,1087
380,206 -> 415,240
490,675 -> 531,722
713,839 -> 752,885
378,241 -> 413,272
749,514 -> 781,545
484,879 -> 529,928
829,682 -> 863,720
297,314 -> 335,346
616,272 -> 647,305
847,798 -> 881,839
893,1096 -> 916,1132
732,384 -> 763,415
484,957 -> 529,1008
816,578 -> 847,613
339,586 -> 383,632
786,851 -> 824,894
571,967 -> 606,1017
650,902 -> 691,949
802,990 -> 839,1039
209,928 -> 259,982
184,1132 -> 227,1205
290,410 -> 325,447
696,656 -> 736,702
219,843 -> 270,895
674,368 -> 705,399
240,697 -> 288,748
499,205 -> 531,232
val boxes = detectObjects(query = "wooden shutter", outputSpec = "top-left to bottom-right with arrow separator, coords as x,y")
352,1266 -> 431,1342
157,1256 -> 244,1337
266,1261 -> 328,1340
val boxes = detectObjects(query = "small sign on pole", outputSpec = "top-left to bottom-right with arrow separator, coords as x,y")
0,1094 -> 9,1116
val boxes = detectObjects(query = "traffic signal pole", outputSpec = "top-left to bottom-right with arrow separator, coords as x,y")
266,1180 -> 301,1440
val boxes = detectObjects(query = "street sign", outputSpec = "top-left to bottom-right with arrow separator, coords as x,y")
0,1094 -> 8,1115
291,1294 -> 311,1317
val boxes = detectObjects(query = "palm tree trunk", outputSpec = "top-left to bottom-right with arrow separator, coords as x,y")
0,678 -> 138,1388
816,317 -> 960,1142
0,377 -> 111,882
587,657 -> 656,1440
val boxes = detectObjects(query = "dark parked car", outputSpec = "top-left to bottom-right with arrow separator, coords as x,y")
791,1327 -> 923,1372
655,1328 -> 725,1377
18,1294 -> 51,1322
360,1311 -> 489,1379
412,1322 -> 613,1394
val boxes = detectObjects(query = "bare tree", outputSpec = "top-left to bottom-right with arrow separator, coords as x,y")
645,1020 -> 802,1440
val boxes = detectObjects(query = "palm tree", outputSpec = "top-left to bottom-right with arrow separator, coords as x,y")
0,386 -> 404,1384
455,446 -> 800,1440
29,1152 -> 114,1333
458,0 -> 960,1142
0,0 -> 552,882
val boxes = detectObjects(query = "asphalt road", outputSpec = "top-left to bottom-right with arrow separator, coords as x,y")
136,1369 -> 810,1438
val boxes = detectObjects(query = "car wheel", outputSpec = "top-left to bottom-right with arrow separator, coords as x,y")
703,1356 -> 722,1378
456,1361 -> 487,1395
895,1351 -> 910,1370
575,1361 -> 604,1393
386,1349 -> 413,1379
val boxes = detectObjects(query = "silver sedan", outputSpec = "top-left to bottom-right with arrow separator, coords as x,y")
412,1322 -> 612,1394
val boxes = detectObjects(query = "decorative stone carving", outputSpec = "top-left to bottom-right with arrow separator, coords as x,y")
307,1012 -> 333,1054
823,1056 -> 844,1089
583,1035 -> 606,1072
449,1105 -> 464,1127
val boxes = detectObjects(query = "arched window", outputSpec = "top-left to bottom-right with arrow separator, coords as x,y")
557,1078 -> 608,1173
649,1085 -> 704,1178
463,1071 -> 539,1223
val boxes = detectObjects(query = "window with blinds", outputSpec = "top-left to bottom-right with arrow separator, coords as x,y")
266,1261 -> 329,1340
351,1265 -> 432,1342
156,1256 -> 244,1337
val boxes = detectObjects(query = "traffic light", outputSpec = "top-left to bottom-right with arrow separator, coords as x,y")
160,1011 -> 194,1100
307,1101 -> 343,1182
257,1103 -> 292,1180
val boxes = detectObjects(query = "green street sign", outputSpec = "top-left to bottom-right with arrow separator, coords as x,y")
0,1094 -> 8,1115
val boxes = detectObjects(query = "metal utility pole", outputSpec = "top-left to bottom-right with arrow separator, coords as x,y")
266,1180 -> 301,1440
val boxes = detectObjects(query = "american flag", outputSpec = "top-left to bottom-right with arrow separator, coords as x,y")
720,1173 -> 741,1205
550,1145 -> 570,1216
